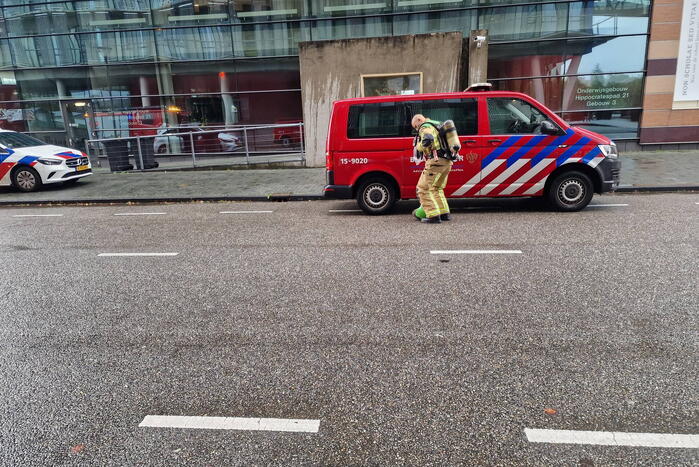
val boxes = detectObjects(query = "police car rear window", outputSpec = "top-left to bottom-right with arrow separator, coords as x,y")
347,99 -> 478,139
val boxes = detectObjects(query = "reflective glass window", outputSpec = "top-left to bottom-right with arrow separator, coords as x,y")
564,36 -> 647,75
487,97 -> 549,134
151,0 -> 230,27
233,58 -> 300,91
479,3 -> 568,42
394,0 -> 475,13
232,22 -> 302,57
562,109 -> 640,139
156,26 -> 233,60
8,35 -> 83,67
233,0 -> 302,21
0,71 -> 19,101
311,0 -> 390,17
562,73 -> 644,111
489,42 -> 566,79
2,1 -> 152,36
0,40 -> 12,68
0,8 -> 6,38
491,77 -> 563,112
392,10 -> 475,36
237,90 -> 302,124
0,100 -> 65,134
14,68 -> 90,99
568,0 -> 650,37
82,30 -> 156,64
310,16 -> 390,41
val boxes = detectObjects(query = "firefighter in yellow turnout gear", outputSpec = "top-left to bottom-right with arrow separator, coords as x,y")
411,114 -> 453,223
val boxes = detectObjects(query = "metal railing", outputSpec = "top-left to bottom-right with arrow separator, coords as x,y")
85,122 -> 304,172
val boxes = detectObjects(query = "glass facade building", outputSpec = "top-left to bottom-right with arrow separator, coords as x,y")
0,0 -> 651,148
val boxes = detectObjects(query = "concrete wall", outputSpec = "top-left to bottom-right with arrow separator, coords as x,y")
299,32 -> 463,167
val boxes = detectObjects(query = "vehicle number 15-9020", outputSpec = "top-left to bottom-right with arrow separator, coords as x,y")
340,158 -> 368,165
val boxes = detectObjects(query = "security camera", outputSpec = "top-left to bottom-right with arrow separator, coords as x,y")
473,35 -> 486,48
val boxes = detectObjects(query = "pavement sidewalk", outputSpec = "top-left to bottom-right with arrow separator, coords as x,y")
0,150 -> 697,205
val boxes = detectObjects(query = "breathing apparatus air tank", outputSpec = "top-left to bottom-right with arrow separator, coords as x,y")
441,119 -> 461,156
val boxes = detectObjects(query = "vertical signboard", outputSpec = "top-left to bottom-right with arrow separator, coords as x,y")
673,0 -> 699,108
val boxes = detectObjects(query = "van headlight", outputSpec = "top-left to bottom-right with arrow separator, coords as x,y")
598,143 -> 618,159
38,158 -> 63,165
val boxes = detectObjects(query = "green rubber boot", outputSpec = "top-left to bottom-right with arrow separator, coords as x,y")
413,206 -> 427,220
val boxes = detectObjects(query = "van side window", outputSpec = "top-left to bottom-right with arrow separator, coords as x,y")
348,103 -> 403,139
487,98 -> 547,134
404,98 -> 478,135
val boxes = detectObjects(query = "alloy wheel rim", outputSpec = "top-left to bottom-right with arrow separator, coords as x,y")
17,171 -> 36,190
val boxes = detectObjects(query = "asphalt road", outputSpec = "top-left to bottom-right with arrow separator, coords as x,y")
0,194 -> 697,466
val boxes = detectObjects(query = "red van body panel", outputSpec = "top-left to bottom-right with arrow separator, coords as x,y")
324,90 -> 619,204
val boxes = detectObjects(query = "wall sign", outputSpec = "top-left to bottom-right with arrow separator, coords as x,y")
673,0 -> 699,108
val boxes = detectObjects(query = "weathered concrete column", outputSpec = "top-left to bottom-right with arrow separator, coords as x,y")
468,29 -> 488,86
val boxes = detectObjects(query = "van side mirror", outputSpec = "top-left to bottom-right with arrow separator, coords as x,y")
540,120 -> 562,135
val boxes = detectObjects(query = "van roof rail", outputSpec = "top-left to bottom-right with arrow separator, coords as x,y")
464,83 -> 492,92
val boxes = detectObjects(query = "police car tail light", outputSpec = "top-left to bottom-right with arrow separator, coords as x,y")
598,143 -> 618,159
38,158 -> 62,165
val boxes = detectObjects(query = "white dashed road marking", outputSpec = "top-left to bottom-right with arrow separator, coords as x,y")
139,416 -> 320,433
587,204 -> 629,207
431,250 -> 523,255
114,212 -> 167,216
328,209 -> 362,213
219,210 -> 273,214
98,253 -> 179,257
12,214 -> 64,217
525,429 -> 699,449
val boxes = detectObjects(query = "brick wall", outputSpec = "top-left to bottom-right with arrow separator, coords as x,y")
640,0 -> 699,144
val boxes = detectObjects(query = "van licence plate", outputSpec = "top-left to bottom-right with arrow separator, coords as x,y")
77,165 -> 89,171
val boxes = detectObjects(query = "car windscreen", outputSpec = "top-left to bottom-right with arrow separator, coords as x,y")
0,132 -> 46,149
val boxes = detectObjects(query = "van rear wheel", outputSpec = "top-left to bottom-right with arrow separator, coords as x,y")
546,170 -> 593,212
356,177 -> 396,215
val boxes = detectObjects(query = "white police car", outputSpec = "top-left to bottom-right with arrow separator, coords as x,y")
0,129 -> 92,192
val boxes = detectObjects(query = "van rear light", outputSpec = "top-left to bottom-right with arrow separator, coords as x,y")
325,151 -> 333,171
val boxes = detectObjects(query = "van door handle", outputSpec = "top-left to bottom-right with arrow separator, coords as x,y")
488,139 -> 501,144
463,139 -> 476,144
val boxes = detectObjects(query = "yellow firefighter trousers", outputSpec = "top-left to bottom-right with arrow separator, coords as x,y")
417,157 -> 453,218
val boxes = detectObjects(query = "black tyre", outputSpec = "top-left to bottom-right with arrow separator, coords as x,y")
356,177 -> 397,215
281,136 -> 291,148
156,145 -> 167,154
546,170 -> 593,212
12,166 -> 42,192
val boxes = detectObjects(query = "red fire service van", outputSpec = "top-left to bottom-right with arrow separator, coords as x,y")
323,86 -> 621,214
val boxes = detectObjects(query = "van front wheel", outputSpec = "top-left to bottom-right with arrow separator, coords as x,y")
547,170 -> 593,211
356,178 -> 396,215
